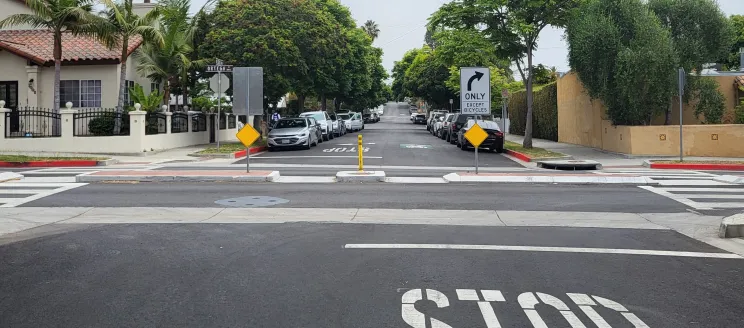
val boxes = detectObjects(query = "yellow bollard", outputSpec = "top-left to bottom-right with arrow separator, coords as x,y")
358,134 -> 363,171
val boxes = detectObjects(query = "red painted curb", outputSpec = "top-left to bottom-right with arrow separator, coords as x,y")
505,149 -> 532,162
233,146 -> 268,158
0,160 -> 100,168
649,162 -> 744,171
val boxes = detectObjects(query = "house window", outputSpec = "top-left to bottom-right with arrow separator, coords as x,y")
123,80 -> 135,106
59,80 -> 101,108
151,82 -> 160,94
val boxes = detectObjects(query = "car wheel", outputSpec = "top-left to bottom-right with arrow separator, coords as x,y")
303,138 -> 311,150
460,141 -> 469,151
267,146 -> 275,152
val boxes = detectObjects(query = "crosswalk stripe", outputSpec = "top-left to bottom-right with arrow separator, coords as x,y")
682,194 -> 744,199
658,187 -> 744,192
654,180 -> 732,186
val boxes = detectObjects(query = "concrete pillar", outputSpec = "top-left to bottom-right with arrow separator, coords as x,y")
165,112 -> 173,134
59,102 -> 77,139
0,100 -> 9,141
25,66 -> 39,108
129,104 -> 147,152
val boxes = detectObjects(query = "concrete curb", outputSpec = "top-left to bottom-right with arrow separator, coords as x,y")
0,172 -> 23,183
504,149 -> 572,162
644,159 -> 744,171
336,171 -> 386,183
442,173 -> 658,185
714,175 -> 744,185
77,171 -> 280,183
189,146 -> 267,159
719,213 -> 744,238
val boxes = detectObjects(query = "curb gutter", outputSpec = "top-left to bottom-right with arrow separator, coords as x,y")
645,159 -> 744,171
0,159 -> 114,168
719,213 -> 744,238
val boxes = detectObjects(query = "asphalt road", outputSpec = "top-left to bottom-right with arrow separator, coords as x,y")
1,222 -> 742,327
234,103 -> 521,169
23,182 -> 690,212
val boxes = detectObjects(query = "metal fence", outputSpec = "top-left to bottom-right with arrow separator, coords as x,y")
73,108 -> 130,136
145,112 -> 167,135
172,112 -> 189,133
228,115 -> 236,129
192,113 -> 207,132
4,107 -> 61,138
219,113 -> 227,130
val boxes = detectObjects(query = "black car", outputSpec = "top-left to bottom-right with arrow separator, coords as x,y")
413,113 -> 427,124
363,113 -> 375,124
447,113 -> 492,144
457,119 -> 504,153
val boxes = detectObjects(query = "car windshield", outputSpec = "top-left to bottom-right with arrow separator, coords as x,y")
363,114 -> 371,118
300,113 -> 325,121
274,119 -> 307,129
338,114 -> 350,120
467,120 -> 500,131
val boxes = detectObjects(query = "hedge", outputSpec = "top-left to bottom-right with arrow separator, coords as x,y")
507,82 -> 558,141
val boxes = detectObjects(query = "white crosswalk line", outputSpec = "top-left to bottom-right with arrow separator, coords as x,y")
621,169 -> 744,210
0,169 -> 91,207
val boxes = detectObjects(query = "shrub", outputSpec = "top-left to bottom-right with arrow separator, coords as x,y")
88,115 -> 115,136
736,100 -> 744,124
507,83 -> 558,141
692,77 -> 725,124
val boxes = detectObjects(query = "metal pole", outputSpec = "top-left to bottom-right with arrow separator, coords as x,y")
358,134 -> 363,171
475,147 -> 479,174
678,68 -> 684,162
502,101 -> 507,149
246,146 -> 251,173
217,71 -> 222,150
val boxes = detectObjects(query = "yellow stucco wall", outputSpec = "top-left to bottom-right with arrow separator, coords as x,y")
557,73 -> 604,148
558,72 -> 744,157
0,50 -> 30,106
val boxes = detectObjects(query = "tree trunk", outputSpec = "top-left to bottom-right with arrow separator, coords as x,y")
53,32 -> 62,113
321,94 -> 327,111
115,37 -> 129,134
523,48 -> 534,149
334,98 -> 341,112
664,97 -> 673,125
297,94 -> 306,114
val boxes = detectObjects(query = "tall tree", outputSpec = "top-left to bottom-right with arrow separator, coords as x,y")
430,0 -> 583,148
0,0 -> 107,112
566,0 -> 677,125
723,15 -> 744,71
101,0 -> 162,131
649,0 -> 733,124
391,48 -> 422,101
362,20 -> 380,41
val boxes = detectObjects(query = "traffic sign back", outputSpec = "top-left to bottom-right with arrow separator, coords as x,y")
236,124 -> 261,147
464,123 -> 488,148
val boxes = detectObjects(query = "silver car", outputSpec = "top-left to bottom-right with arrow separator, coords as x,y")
299,111 -> 334,141
267,118 -> 319,151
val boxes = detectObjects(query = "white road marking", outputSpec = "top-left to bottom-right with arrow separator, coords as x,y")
455,289 -> 479,301
681,194 -> 744,199
0,183 -> 87,208
15,176 -> 77,183
344,243 -> 742,259
658,187 -> 744,192
638,186 -> 713,210
655,180 -> 731,186
385,177 -> 448,184
274,176 -> 336,183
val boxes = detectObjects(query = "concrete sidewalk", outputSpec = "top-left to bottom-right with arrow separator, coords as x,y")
506,135 -> 744,168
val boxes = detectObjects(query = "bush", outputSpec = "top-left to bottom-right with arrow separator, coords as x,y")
736,100 -> 744,124
88,115 -> 115,136
692,77 -> 725,124
507,82 -> 558,141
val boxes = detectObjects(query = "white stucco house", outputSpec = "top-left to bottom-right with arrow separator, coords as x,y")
0,0 -> 160,113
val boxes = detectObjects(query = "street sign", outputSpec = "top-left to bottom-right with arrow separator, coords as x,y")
209,74 -> 230,95
236,124 -> 261,173
236,124 -> 261,148
464,123 -> 488,148
206,65 -> 233,73
232,67 -> 264,116
460,67 -> 491,115
501,88 -> 509,98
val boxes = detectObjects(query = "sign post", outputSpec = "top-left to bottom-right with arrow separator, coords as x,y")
464,123 -> 488,175
678,68 -> 685,162
208,59 -> 233,150
460,67 -> 491,115
358,135 -> 364,171
236,124 -> 261,173
501,88 -> 509,149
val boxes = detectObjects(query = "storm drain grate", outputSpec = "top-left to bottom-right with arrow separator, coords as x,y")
215,196 -> 289,208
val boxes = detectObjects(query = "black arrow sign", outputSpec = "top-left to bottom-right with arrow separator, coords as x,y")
467,71 -> 484,91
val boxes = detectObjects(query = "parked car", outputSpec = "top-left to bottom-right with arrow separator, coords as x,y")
329,113 -> 346,137
363,113 -> 374,124
348,112 -> 365,131
447,113 -> 491,144
427,112 -> 446,134
337,112 -> 353,132
299,111 -> 333,141
372,112 -> 380,122
438,113 -> 456,139
457,119 -> 504,153
267,117 -> 320,151
413,113 -> 427,124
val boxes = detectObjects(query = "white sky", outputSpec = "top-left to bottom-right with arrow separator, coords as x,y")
189,0 -> 744,79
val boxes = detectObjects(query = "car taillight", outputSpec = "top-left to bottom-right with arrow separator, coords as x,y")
495,131 -> 504,137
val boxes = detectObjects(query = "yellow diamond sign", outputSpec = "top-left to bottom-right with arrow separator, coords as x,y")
236,124 -> 261,147
464,122 -> 488,148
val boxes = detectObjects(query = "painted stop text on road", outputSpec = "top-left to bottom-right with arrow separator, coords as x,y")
402,288 -> 649,328
323,147 -> 370,153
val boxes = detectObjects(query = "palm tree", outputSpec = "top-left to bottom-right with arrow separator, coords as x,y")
135,0 -> 208,110
362,20 -> 380,41
0,0 -> 106,112
101,0 -> 162,132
